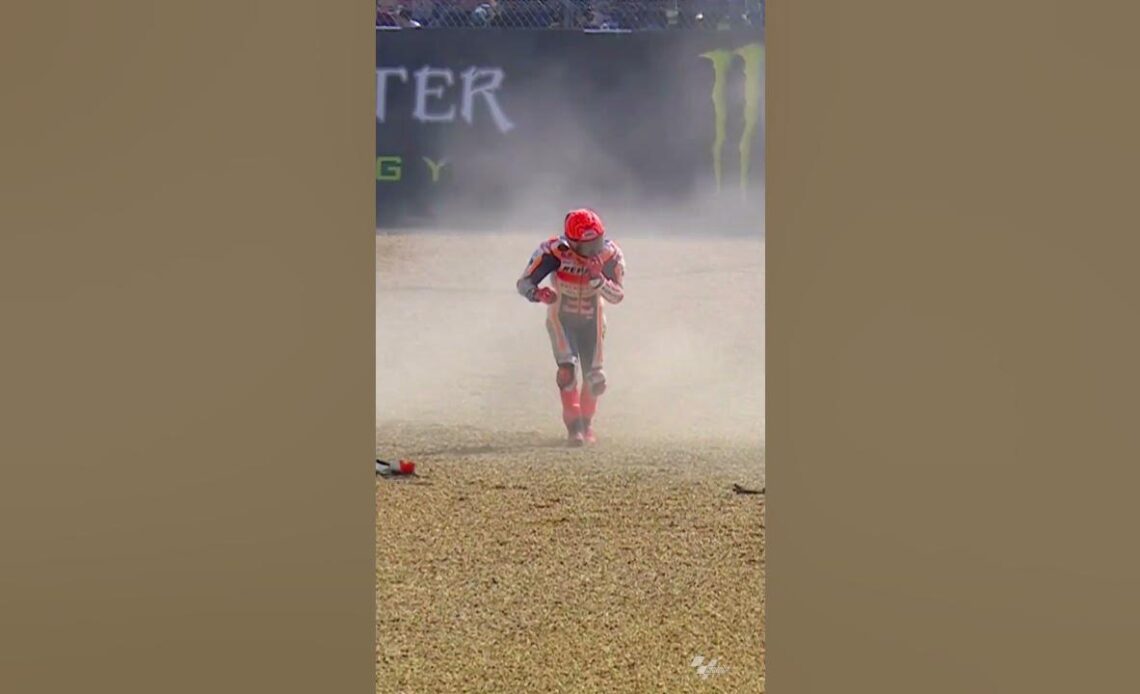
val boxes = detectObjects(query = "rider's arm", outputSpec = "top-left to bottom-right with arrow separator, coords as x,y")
517,245 -> 560,301
589,249 -> 625,304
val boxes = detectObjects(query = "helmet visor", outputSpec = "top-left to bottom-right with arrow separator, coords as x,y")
568,236 -> 605,258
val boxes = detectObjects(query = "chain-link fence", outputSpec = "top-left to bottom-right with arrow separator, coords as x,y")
377,0 -> 765,31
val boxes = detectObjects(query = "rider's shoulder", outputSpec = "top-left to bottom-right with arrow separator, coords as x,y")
602,238 -> 623,259
539,235 -> 570,256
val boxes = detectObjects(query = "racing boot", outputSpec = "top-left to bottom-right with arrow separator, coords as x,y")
581,418 -> 597,445
566,418 -> 586,447
560,386 -> 584,446
580,375 -> 603,445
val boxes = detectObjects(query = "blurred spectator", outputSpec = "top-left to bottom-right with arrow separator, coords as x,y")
378,0 -> 428,27
432,3 -> 474,27
408,0 -> 436,25
377,0 -> 764,30
376,0 -> 398,27
470,1 -> 498,27
396,7 -> 423,27
585,3 -> 627,31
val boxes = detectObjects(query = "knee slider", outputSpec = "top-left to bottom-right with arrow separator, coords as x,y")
556,364 -> 577,390
585,368 -> 606,395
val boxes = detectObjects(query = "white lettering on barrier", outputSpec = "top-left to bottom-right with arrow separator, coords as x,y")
375,67 -> 408,124
413,67 -> 456,123
460,67 -> 514,133
376,66 -> 514,134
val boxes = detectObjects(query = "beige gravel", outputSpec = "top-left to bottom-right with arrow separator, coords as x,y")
376,232 -> 765,693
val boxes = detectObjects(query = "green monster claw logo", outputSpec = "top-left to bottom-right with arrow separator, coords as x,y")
699,42 -> 764,199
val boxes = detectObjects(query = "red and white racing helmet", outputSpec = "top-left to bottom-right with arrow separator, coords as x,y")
563,208 -> 606,257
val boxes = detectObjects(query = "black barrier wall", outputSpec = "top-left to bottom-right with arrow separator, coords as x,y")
376,30 -> 764,233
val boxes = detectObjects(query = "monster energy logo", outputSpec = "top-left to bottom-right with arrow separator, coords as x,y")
699,42 -> 764,198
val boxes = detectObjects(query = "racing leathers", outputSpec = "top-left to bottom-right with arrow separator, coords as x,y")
517,235 -> 625,443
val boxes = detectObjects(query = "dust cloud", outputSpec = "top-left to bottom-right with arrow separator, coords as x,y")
377,52 -> 763,447
376,226 -> 763,446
